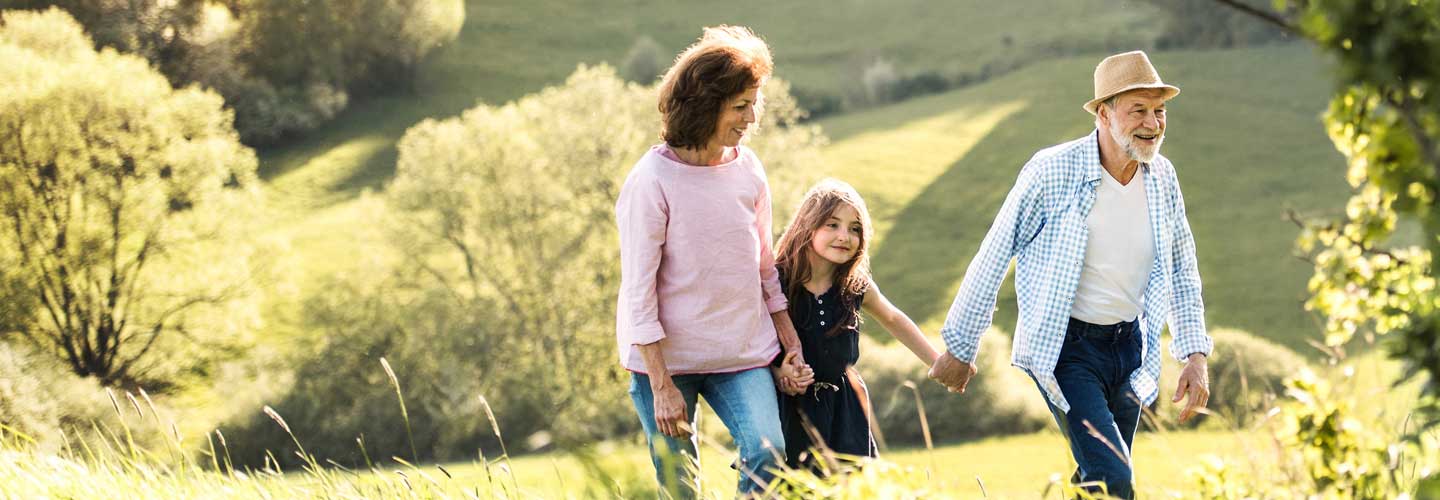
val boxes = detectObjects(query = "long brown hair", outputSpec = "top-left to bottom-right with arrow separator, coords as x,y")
775,179 -> 873,336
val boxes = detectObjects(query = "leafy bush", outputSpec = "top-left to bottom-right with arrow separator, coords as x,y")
0,342 -> 108,452
1152,328 -> 1308,429
860,330 -> 1050,446
858,58 -> 900,106
1,0 -> 465,145
620,35 -> 664,84
1183,368 -> 1440,499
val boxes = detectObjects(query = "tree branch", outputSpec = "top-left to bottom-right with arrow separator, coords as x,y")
1392,92 -> 1440,184
1211,0 -> 1303,35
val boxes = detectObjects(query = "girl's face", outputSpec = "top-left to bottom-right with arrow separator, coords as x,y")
810,204 -> 862,266
710,86 -> 761,148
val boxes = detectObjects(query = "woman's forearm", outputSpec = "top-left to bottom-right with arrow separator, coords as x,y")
771,310 -> 802,352
635,342 -> 673,389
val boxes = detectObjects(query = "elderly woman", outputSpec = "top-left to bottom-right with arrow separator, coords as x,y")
615,25 -> 812,498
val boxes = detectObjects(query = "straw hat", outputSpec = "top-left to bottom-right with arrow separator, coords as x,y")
1083,51 -> 1180,115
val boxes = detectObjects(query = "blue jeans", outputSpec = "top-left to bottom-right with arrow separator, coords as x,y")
629,367 -> 785,499
1037,318 -> 1144,500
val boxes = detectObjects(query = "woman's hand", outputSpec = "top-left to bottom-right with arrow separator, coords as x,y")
771,351 -> 814,395
651,377 -> 691,438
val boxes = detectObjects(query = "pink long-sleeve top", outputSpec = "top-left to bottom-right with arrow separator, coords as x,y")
615,144 -> 788,375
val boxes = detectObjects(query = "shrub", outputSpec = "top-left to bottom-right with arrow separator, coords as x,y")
858,58 -> 900,106
620,35 -> 664,84
891,71 -> 949,102
1152,328 -> 1308,429
0,342 -> 109,451
860,330 -> 1051,446
2,0 -> 464,145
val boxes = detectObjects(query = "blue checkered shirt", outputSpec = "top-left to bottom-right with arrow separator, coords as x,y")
939,130 -> 1213,413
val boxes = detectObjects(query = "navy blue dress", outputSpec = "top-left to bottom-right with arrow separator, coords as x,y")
776,272 -> 876,470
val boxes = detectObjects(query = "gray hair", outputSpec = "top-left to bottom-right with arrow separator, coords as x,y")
1095,95 -> 1120,128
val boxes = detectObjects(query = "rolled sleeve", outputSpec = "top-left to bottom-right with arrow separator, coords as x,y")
616,169 -> 669,346
755,169 -> 788,314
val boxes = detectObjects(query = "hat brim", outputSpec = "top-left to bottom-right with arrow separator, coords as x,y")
1084,84 -> 1180,115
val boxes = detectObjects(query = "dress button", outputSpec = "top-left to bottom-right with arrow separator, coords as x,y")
820,321 -> 826,326
819,310 -> 825,316
817,298 -> 823,304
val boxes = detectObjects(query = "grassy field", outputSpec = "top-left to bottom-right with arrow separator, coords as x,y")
7,350 -> 1423,498
0,426 -> 1266,499
443,429 -> 1267,498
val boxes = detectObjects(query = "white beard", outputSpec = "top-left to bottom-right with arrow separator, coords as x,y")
1108,115 -> 1163,163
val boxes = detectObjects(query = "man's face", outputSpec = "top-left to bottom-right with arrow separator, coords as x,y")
1100,88 -> 1168,163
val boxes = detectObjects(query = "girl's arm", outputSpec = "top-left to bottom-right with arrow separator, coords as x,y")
861,283 -> 940,365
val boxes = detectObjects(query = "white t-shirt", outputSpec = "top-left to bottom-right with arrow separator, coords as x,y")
1070,167 -> 1154,325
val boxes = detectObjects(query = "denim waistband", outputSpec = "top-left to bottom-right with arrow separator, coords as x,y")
1067,317 -> 1139,340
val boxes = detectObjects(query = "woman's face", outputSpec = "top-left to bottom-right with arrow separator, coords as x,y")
710,86 -> 762,148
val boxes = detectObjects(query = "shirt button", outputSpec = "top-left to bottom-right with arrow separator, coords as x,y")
817,298 -> 823,304
819,311 -> 825,316
820,321 -> 826,326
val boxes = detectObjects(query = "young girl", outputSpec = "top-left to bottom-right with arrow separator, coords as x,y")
771,179 -> 942,470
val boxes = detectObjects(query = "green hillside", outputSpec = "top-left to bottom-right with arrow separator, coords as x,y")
819,44 -> 1345,353
259,0 -> 1167,199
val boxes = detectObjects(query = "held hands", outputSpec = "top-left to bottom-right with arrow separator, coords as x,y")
928,351 -> 978,394
772,351 -> 815,396
1174,353 -> 1211,423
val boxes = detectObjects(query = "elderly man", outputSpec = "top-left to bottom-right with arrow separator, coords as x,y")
928,51 -> 1213,498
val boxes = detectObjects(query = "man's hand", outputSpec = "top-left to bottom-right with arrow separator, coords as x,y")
771,351 -> 814,395
651,378 -> 691,438
928,351 -> 977,393
1173,353 -> 1210,423
775,351 -> 815,395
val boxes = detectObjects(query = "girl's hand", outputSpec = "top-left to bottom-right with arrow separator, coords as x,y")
783,351 -> 815,394
770,366 -> 803,395
772,352 -> 815,395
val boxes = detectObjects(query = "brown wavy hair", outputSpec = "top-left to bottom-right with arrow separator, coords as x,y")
775,179 -> 874,337
657,25 -> 773,149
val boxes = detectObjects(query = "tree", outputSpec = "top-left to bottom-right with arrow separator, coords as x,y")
0,0 -> 210,71
1216,0 -> 1440,427
621,35 -> 665,84
0,8 -> 266,388
1,0 -> 465,145
1143,0 -> 1291,49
